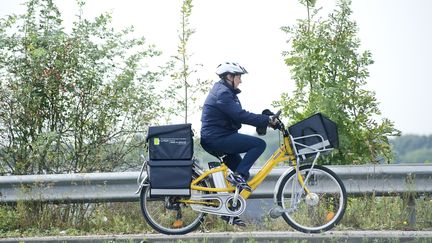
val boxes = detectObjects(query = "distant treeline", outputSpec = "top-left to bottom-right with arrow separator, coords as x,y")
390,135 -> 432,164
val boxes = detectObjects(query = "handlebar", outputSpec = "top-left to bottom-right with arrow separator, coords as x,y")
270,110 -> 284,131
258,109 -> 286,135
273,110 -> 282,120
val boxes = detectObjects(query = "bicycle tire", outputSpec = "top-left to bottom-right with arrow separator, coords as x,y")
276,164 -> 347,233
140,172 -> 209,235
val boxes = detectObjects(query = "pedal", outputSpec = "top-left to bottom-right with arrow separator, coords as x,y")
229,217 -> 234,225
239,183 -> 252,192
269,206 -> 283,219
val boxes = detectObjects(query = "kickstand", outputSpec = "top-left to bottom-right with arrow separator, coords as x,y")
171,207 -> 184,228
176,208 -> 182,219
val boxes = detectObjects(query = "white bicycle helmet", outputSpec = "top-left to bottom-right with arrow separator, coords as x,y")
215,62 -> 248,77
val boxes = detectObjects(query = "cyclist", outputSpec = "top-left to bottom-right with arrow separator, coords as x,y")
200,61 -> 276,226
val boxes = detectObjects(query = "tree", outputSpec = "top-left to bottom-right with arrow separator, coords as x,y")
0,0 -> 165,175
276,0 -> 400,164
166,0 -> 211,123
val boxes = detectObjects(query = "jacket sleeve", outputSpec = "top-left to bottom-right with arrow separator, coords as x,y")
216,90 -> 269,128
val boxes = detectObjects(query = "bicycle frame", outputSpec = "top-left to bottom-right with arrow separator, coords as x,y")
189,132 -> 307,200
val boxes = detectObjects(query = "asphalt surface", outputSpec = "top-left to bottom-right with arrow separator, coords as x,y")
1,231 -> 432,243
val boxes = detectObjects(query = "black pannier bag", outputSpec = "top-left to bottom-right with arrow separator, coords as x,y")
146,123 -> 193,160
147,160 -> 193,197
288,113 -> 339,159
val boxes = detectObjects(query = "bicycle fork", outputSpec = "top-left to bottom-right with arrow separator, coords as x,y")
269,178 -> 303,218
269,153 -> 320,218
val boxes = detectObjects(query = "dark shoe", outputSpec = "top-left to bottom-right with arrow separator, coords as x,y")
221,216 -> 247,227
227,172 -> 252,191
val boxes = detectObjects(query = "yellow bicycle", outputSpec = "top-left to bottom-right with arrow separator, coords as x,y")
137,111 -> 347,235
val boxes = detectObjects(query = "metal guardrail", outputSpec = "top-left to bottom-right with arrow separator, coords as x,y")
1,164 -> 431,203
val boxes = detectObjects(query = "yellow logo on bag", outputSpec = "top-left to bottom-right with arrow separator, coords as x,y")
154,138 -> 160,145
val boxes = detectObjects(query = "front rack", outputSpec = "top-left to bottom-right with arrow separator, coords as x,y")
289,133 -> 334,161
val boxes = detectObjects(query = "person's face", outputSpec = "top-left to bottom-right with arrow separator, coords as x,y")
228,74 -> 242,89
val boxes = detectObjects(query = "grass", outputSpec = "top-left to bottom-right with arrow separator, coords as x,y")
339,194 -> 432,231
0,195 -> 431,238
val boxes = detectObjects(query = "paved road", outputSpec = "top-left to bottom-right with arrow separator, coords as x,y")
1,231 -> 431,243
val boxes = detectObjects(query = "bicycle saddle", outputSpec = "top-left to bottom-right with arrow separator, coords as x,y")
207,150 -> 227,162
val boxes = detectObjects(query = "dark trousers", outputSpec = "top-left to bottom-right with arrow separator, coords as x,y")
201,133 -> 266,180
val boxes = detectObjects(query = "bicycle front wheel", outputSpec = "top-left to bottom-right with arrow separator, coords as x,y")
140,172 -> 208,235
276,164 -> 347,233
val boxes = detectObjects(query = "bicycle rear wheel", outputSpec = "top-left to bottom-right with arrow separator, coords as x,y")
140,172 -> 208,235
276,164 -> 347,233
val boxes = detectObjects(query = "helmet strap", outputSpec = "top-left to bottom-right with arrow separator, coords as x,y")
224,74 -> 235,89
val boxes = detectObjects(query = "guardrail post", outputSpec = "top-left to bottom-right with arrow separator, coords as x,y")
407,194 -> 416,227
404,173 -> 416,228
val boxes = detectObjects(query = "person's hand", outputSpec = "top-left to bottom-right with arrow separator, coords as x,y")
268,116 -> 279,129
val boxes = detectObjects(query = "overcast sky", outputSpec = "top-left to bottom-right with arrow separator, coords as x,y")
1,0 -> 431,135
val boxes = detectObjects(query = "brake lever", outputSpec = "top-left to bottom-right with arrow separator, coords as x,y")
271,110 -> 283,130
271,110 -> 282,122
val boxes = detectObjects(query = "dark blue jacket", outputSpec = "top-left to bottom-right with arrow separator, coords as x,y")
200,80 -> 269,139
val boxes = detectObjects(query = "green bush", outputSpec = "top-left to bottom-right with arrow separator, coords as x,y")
0,205 -> 18,233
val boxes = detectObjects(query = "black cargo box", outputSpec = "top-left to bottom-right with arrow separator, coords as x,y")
146,124 -> 193,160
288,113 -> 339,158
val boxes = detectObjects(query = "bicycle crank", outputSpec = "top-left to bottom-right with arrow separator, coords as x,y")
189,193 -> 246,217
